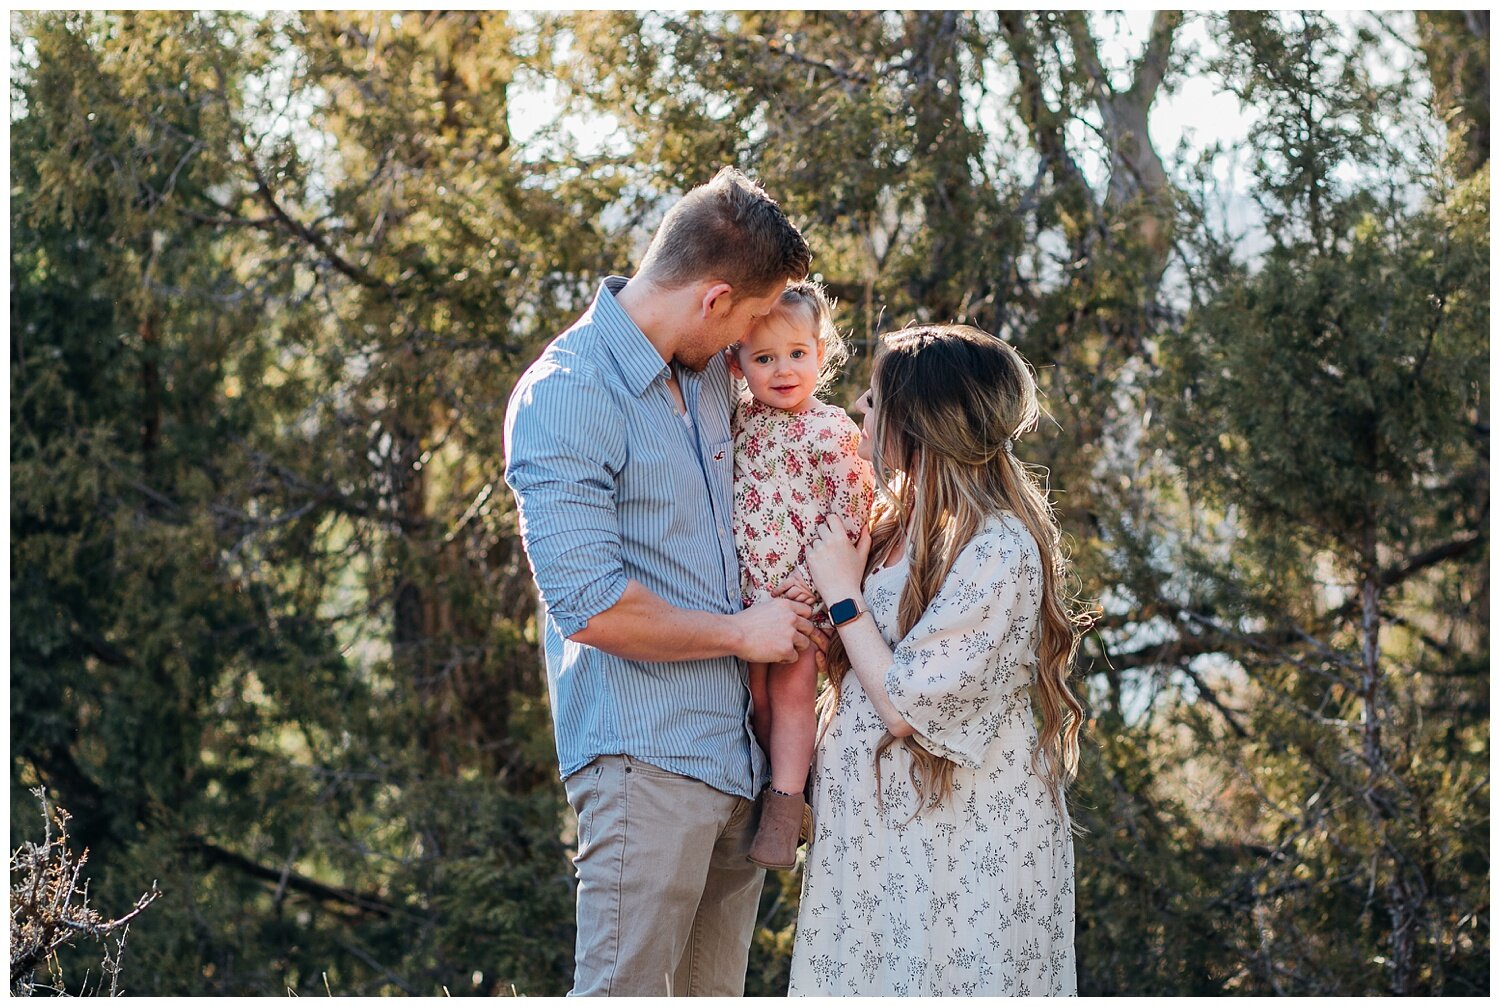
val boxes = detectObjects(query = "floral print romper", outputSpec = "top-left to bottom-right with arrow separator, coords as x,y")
731,393 -> 874,622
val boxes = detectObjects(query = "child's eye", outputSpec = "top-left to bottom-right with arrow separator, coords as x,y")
755,355 -> 773,365
790,349 -> 807,359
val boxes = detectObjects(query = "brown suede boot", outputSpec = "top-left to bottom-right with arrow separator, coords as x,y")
747,788 -> 805,870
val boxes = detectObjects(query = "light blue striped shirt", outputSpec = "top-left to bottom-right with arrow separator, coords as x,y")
503,277 -> 768,799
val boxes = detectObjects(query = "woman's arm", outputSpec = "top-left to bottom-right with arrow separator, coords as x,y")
805,514 -> 914,737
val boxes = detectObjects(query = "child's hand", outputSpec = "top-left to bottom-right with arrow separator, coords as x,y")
772,577 -> 817,607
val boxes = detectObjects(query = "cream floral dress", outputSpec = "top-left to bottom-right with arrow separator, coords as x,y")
789,511 -> 1077,996
732,394 -> 874,621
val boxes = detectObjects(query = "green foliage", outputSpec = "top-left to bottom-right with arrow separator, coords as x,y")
12,10 -> 578,995
1416,11 -> 1490,178
1147,15 -> 1488,991
11,8 -> 1487,997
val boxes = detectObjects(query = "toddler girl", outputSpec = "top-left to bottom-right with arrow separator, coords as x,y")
729,280 -> 874,870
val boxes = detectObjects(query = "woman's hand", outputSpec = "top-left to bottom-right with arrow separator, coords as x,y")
806,513 -> 871,605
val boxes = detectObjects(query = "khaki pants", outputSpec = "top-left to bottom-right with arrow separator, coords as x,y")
563,755 -> 764,996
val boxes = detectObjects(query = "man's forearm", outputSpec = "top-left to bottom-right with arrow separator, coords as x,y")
567,580 -> 743,662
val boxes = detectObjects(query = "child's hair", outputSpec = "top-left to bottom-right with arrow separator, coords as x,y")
759,279 -> 849,394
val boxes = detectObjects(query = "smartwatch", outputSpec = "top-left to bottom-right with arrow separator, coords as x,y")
828,597 -> 866,628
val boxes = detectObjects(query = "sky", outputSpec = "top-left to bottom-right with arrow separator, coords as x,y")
504,10 -> 1426,261
504,11 -> 1264,161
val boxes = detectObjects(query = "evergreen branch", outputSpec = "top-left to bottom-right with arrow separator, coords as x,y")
22,750 -> 112,851
240,152 -> 398,298
1090,537 -> 1485,755
72,629 -> 132,668
1324,532 -> 1486,624
1083,623 -> 1299,673
1377,532 -> 1486,590
180,199 -> 280,229
997,12 -> 1097,213
696,26 -> 874,87
333,938 -> 421,996
1174,660 -> 1251,738
181,835 -> 406,920
1062,13 -> 1112,99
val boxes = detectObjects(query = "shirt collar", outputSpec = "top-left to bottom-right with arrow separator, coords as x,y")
594,276 -> 672,397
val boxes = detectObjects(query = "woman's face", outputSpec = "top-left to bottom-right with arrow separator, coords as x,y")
854,385 -> 877,463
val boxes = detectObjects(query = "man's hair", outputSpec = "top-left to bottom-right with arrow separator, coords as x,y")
637,166 -> 812,296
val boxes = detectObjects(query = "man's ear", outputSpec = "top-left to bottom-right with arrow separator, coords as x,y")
700,281 -> 734,317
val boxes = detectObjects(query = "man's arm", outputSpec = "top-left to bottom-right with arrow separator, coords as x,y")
504,357 -> 812,665
570,580 -> 814,665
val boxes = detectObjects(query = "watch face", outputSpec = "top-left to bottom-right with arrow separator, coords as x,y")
829,598 -> 859,625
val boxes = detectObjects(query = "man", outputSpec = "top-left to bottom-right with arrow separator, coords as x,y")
503,167 -> 815,996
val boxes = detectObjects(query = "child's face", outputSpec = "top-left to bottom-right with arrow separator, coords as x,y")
730,311 -> 823,413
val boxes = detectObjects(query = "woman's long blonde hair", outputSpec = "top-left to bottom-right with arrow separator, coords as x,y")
818,324 -> 1089,813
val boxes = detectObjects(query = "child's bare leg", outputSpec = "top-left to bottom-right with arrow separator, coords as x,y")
748,661 -> 771,751
767,646 -> 819,795
746,647 -> 818,869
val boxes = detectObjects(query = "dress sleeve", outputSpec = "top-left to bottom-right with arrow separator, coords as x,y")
882,523 -> 1043,769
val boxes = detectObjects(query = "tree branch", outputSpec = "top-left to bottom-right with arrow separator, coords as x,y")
1176,660 -> 1251,738
1063,12 -> 1111,99
240,150 -> 398,298
696,26 -> 873,87
182,835 -> 406,920
1325,532 -> 1487,623
1379,532 -> 1486,589
1088,530 -> 1483,689
1082,623 -> 1299,674
997,13 -> 1096,211
1131,10 -> 1183,104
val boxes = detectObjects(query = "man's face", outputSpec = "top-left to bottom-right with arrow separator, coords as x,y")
675,286 -> 785,371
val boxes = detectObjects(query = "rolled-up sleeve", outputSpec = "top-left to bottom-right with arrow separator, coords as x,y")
503,358 -> 629,637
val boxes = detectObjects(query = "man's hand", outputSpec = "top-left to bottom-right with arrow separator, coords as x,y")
772,576 -> 831,668
730,596 -> 815,664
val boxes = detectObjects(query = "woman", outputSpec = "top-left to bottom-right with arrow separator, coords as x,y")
790,324 -> 1086,996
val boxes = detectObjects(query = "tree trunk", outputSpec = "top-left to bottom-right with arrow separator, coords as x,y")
1416,10 -> 1489,177
902,10 -> 971,321
1356,523 -> 1422,995
1064,10 -> 1180,295
1357,535 -> 1383,778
